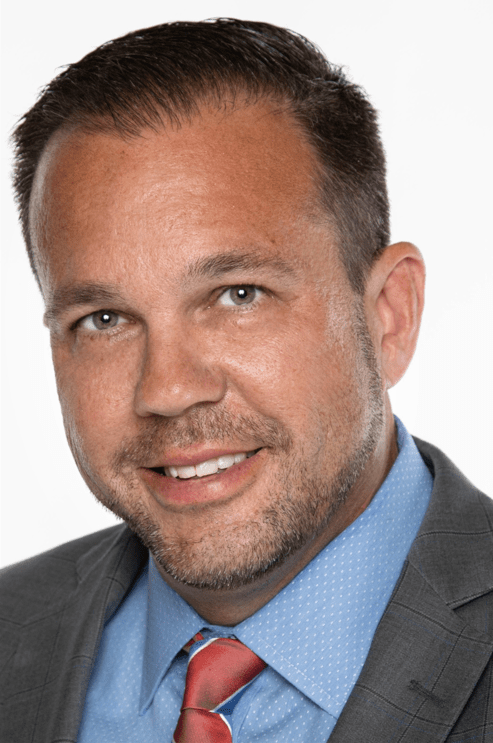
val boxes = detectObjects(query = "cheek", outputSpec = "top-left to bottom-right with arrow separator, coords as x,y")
52,342 -> 139,457
218,315 -> 351,428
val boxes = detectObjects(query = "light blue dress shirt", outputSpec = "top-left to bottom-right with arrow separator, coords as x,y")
78,418 -> 433,741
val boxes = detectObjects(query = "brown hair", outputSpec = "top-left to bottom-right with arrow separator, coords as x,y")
12,18 -> 389,294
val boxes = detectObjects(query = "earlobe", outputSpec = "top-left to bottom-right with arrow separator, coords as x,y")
366,242 -> 425,389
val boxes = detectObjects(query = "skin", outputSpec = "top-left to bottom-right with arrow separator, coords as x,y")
31,101 -> 424,626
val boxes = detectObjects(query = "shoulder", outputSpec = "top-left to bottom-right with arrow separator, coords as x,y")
411,436 -> 493,611
0,525 -> 146,739
414,436 -> 493,526
0,524 -> 132,626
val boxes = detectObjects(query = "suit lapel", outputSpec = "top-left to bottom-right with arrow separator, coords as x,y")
329,561 -> 493,742
329,438 -> 493,743
30,526 -> 146,743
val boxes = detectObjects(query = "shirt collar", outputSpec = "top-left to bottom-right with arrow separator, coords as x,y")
141,417 -> 432,718
140,560 -> 204,712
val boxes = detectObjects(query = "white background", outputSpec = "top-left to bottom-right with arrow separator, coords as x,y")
1,0 -> 492,568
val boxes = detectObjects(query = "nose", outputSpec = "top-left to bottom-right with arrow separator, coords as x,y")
133,326 -> 227,418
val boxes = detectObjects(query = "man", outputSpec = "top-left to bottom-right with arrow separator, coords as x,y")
1,18 -> 492,743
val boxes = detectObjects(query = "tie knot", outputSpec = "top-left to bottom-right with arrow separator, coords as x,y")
183,636 -> 266,710
173,634 -> 266,742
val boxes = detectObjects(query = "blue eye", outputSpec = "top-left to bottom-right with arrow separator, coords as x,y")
79,310 -> 126,331
218,286 -> 262,307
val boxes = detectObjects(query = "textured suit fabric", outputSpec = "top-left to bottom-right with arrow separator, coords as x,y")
1,437 -> 492,743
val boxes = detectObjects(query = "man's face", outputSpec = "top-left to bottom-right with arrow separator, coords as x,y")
32,103 -> 385,590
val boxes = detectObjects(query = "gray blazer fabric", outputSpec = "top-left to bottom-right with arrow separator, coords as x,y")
1,438 -> 492,742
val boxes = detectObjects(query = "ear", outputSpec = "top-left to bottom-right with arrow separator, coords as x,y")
364,242 -> 425,390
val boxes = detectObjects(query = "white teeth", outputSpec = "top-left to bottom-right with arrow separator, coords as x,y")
217,454 -> 236,469
175,465 -> 196,479
164,451 -> 254,479
195,459 -> 219,477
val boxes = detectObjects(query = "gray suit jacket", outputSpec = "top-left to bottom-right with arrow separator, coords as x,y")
1,438 -> 492,742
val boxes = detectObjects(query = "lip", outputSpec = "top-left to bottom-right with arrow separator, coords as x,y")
139,448 -> 265,506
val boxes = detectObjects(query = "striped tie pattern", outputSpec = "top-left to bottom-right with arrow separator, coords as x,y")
173,632 -> 267,742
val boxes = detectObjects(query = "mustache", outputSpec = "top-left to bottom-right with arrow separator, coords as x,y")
112,406 -> 293,469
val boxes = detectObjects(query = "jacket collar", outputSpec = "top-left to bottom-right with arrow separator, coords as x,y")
329,438 -> 493,742
35,525 -> 147,742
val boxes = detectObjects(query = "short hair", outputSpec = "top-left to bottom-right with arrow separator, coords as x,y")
12,18 -> 389,294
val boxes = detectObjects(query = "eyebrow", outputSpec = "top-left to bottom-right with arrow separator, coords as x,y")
186,250 -> 298,282
44,284 -> 127,325
43,250 -> 298,324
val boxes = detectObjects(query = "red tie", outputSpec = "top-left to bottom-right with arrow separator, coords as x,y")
173,633 -> 266,742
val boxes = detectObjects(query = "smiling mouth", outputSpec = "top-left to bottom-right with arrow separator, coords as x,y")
150,449 -> 261,480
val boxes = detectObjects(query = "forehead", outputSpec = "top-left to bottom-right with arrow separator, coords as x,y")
30,102 -> 335,293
